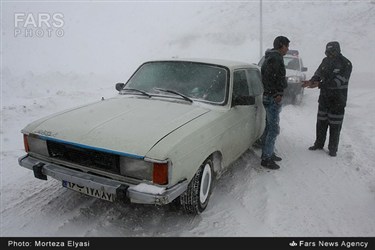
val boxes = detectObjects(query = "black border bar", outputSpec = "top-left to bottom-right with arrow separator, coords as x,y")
1,237 -> 375,250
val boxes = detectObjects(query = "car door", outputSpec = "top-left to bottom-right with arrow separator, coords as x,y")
224,69 -> 257,164
246,68 -> 265,139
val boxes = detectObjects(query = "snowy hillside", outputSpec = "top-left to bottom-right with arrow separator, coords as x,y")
1,0 -> 375,238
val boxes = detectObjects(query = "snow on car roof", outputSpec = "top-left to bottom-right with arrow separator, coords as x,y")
145,58 -> 259,70
287,49 -> 299,56
265,48 -> 300,58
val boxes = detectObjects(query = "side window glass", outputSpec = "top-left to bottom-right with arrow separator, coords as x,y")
246,69 -> 263,96
233,70 -> 250,98
258,57 -> 265,67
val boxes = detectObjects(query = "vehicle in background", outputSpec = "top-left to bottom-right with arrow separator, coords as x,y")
258,49 -> 308,105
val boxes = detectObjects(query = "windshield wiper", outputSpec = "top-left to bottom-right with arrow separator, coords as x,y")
154,88 -> 193,103
122,88 -> 152,98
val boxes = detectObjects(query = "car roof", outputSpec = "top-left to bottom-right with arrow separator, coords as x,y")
286,49 -> 299,56
284,54 -> 300,59
144,58 -> 259,70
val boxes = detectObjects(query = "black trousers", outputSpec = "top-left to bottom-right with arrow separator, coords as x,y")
314,103 -> 345,153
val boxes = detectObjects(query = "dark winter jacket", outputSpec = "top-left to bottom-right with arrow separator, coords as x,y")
310,53 -> 352,107
261,49 -> 288,97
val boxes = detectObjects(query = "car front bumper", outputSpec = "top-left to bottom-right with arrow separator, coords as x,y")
18,154 -> 188,205
286,82 -> 303,93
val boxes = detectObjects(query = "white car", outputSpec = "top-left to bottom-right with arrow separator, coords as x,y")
18,58 -> 265,214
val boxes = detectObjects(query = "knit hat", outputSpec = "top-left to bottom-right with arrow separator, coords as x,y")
325,41 -> 341,56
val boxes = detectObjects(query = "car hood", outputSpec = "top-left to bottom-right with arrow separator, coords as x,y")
25,96 -> 210,157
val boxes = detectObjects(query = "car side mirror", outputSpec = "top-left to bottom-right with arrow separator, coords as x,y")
302,67 -> 308,72
232,96 -> 255,106
115,82 -> 125,91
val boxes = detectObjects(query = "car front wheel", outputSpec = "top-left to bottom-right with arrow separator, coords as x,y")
180,158 -> 213,214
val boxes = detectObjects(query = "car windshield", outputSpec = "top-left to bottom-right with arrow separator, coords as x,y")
125,61 -> 229,104
284,57 -> 300,70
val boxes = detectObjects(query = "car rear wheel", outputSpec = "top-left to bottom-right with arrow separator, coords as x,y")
180,158 -> 213,214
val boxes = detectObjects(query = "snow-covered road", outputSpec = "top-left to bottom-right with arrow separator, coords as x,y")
1,72 -> 374,237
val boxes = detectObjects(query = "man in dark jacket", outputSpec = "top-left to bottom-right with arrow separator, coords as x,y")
302,41 -> 352,157
260,36 -> 290,169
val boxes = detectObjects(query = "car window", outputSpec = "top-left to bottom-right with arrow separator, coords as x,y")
284,57 -> 300,70
125,61 -> 229,104
246,69 -> 263,96
259,55 -> 302,71
233,69 -> 263,98
300,59 -> 305,68
258,57 -> 265,67
233,70 -> 250,98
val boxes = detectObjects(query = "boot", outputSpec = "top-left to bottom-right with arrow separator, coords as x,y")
272,153 -> 282,161
329,151 -> 337,157
308,145 -> 323,150
261,159 -> 280,170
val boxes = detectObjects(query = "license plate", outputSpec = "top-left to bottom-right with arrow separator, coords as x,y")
62,180 -> 115,202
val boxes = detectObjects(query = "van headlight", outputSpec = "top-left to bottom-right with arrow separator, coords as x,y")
287,76 -> 300,83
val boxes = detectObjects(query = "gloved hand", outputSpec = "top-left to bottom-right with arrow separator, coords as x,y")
302,81 -> 320,88
301,80 -> 311,88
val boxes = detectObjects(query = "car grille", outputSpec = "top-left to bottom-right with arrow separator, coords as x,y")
46,140 -> 120,174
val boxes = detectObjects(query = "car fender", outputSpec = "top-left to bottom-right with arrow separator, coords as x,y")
145,110 -> 228,186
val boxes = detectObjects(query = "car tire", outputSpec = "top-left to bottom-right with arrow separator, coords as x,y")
180,158 -> 213,214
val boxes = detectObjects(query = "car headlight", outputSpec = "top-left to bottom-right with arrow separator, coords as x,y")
120,157 -> 169,185
287,76 -> 300,83
24,134 -> 49,156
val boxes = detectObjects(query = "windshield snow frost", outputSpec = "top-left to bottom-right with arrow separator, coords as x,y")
125,61 -> 228,104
